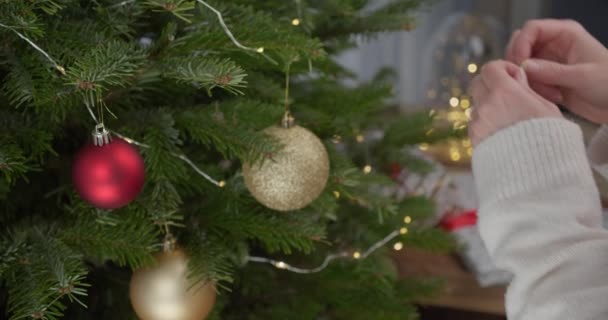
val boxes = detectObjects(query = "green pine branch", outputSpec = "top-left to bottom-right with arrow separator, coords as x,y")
59,208 -> 158,269
162,56 -> 248,96
65,40 -> 147,108
175,102 -> 282,163
312,0 -> 427,40
139,111 -> 191,183
185,231 -> 236,290
203,183 -> 327,254
403,228 -> 456,253
142,0 -> 196,23
174,1 -> 326,68
293,76 -> 394,136
0,138 -> 34,184
6,230 -> 89,320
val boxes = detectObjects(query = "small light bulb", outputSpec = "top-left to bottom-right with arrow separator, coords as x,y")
333,191 -> 341,199
275,261 -> 287,269
460,98 -> 471,109
256,47 -> 265,53
218,180 -> 226,188
291,18 -> 301,26
462,139 -> 471,147
467,147 -> 473,156
450,151 -> 462,161
393,242 -> 404,251
332,134 -> 342,144
400,227 -> 408,235
353,251 -> 361,259
55,65 -> 66,75
363,165 -> 372,174
404,216 -> 412,224
356,134 -> 365,143
418,143 -> 429,151
449,97 -> 460,108
467,63 -> 478,73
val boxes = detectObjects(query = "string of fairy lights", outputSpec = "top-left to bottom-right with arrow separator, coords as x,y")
0,0 -> 449,275
430,66 -> 476,164
420,16 -> 496,165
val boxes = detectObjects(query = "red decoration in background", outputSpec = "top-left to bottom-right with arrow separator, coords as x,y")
440,209 -> 478,231
388,163 -> 403,181
72,139 -> 145,209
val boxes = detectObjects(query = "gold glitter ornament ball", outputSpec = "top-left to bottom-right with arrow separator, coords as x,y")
243,124 -> 330,211
129,249 -> 216,320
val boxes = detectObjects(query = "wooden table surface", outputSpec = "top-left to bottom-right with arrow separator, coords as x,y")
393,247 -> 507,316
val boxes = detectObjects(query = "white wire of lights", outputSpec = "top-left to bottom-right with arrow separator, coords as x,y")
3,5 -> 448,276
0,23 -> 65,75
111,131 -> 224,187
194,0 -> 265,55
108,0 -> 135,7
109,0 -> 268,60
246,229 -> 404,274
1,2 -> 263,188
84,105 -> 224,187
245,174 -> 451,274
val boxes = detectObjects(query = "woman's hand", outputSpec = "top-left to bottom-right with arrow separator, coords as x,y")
506,19 -> 608,123
468,60 -> 562,147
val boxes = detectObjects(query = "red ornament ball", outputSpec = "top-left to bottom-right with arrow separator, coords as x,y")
72,138 -> 145,209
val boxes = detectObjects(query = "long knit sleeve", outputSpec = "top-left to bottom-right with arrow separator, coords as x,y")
473,118 -> 608,320
588,125 -> 608,179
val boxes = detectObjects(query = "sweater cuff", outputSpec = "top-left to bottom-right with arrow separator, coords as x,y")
588,125 -> 608,180
473,118 -> 596,206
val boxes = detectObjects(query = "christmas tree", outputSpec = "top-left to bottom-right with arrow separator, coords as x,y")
0,1 -> 457,319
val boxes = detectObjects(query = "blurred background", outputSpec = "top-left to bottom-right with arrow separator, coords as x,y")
340,1 -> 608,319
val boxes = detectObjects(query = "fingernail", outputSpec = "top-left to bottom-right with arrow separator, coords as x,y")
522,59 -> 538,71
515,67 -> 529,85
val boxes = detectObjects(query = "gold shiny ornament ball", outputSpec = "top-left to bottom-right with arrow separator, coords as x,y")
129,249 -> 216,320
243,124 -> 330,211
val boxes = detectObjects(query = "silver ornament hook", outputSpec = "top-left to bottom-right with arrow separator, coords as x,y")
163,233 -> 177,252
92,123 -> 112,146
281,111 -> 295,129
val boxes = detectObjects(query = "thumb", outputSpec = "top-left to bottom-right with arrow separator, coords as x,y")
522,59 -> 583,88
514,66 -> 529,87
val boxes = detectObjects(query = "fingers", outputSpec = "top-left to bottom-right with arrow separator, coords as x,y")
468,76 -> 488,102
507,19 -> 582,64
514,67 -> 529,86
505,29 -> 520,62
522,59 -> 586,88
529,82 -> 564,103
480,60 -> 519,89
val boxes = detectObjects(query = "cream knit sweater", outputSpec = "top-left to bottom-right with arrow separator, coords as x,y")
473,118 -> 608,320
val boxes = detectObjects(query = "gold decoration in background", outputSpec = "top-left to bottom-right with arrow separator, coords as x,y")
417,15 -> 501,167
130,249 -> 216,320
423,109 -> 473,166
243,124 -> 330,211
